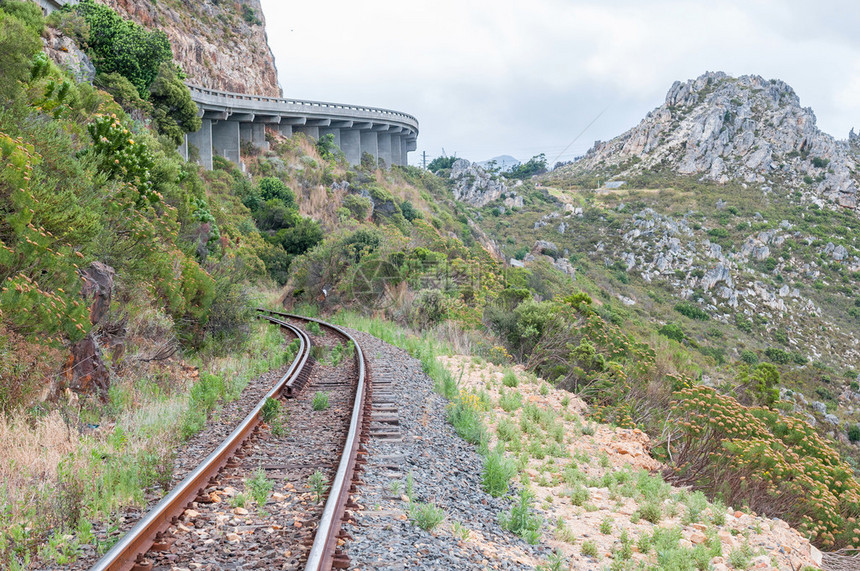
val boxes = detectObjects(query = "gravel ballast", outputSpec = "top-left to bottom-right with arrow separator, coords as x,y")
342,329 -> 549,570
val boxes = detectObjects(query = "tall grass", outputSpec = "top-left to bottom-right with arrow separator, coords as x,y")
0,319 -> 293,568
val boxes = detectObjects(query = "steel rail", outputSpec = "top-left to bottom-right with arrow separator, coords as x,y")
256,309 -> 368,571
89,319 -> 310,571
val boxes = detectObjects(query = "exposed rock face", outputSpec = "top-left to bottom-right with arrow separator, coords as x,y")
570,72 -> 859,209
450,159 -> 508,207
99,0 -> 280,96
42,27 -> 95,83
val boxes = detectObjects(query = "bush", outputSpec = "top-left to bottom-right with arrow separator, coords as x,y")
342,194 -> 372,220
764,347 -> 792,365
88,113 -> 157,206
95,71 -> 152,113
740,350 -> 758,364
499,488 -> 542,544
400,200 -> 421,222
668,385 -> 860,549
408,501 -> 445,531
147,62 -> 201,145
427,155 -> 456,172
0,11 -> 41,101
848,424 -> 860,443
502,369 -> 519,387
258,177 -> 296,208
448,390 -> 488,446
482,447 -> 517,497
674,302 -> 710,321
658,323 -> 685,343
638,501 -> 662,524
74,0 -> 172,97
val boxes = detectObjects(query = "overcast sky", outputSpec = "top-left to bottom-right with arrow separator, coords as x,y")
259,0 -> 860,167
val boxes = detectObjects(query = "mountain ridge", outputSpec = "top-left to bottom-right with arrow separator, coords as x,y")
562,71 -> 859,209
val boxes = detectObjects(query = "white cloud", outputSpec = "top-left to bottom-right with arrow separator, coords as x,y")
260,0 -> 860,164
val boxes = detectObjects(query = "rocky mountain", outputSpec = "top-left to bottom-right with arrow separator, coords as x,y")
450,158 -> 524,208
477,154 -> 521,171
100,0 -> 280,95
566,71 -> 859,209
459,72 -> 860,451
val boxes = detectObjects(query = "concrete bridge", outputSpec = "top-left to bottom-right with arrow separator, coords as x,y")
32,1 -> 419,170
182,85 -> 419,170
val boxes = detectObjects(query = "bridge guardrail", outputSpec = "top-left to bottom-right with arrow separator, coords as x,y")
186,84 -> 419,132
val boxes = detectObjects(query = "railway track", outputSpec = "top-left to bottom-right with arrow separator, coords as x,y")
88,311 -> 369,571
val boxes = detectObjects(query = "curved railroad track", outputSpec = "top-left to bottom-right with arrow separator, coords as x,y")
88,311 -> 369,571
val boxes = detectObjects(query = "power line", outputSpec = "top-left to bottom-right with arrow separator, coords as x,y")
549,106 -> 609,166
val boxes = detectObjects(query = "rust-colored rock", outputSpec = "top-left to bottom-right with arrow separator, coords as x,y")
98,0 -> 281,97
58,262 -> 116,400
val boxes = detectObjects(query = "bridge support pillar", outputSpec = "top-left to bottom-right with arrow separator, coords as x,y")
389,134 -> 403,166
360,131 -> 378,166
187,119 -> 213,170
399,137 -> 409,166
294,126 -> 320,140
212,120 -> 240,165
240,123 -> 268,152
340,129 -> 361,166
319,127 -> 341,148
278,124 -> 292,137
377,133 -> 392,168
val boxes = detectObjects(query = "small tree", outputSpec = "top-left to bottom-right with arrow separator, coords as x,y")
427,155 -> 456,172
148,62 -> 201,146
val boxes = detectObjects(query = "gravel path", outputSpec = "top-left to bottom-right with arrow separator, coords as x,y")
342,329 -> 549,570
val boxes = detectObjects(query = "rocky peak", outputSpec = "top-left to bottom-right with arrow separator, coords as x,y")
100,0 -> 281,96
572,71 -> 858,209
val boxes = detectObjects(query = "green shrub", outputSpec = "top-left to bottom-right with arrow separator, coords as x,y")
307,470 -> 327,503
498,388 -> 522,412
848,424 -> 860,443
638,501 -> 662,524
674,302 -> 710,321
87,114 -> 157,206
447,394 -> 488,446
147,62 -> 201,145
408,501 -> 445,531
342,194 -> 372,220
658,322 -> 685,342
502,369 -> 519,387
764,347 -> 792,364
0,11 -> 41,101
481,447 -> 517,497
499,488 -> 542,544
0,0 -> 43,32
246,467 -> 273,508
740,350 -> 758,364
74,0 -> 172,97
581,539 -> 598,558
569,485 -> 589,506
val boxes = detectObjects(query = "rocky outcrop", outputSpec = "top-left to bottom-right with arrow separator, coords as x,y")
99,0 -> 280,96
567,72 -> 859,209
42,27 -> 95,83
450,159 -> 508,207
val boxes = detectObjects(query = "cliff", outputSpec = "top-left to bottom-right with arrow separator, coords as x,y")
99,0 -> 280,96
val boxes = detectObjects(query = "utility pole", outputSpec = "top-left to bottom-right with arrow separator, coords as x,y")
422,151 -> 427,169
